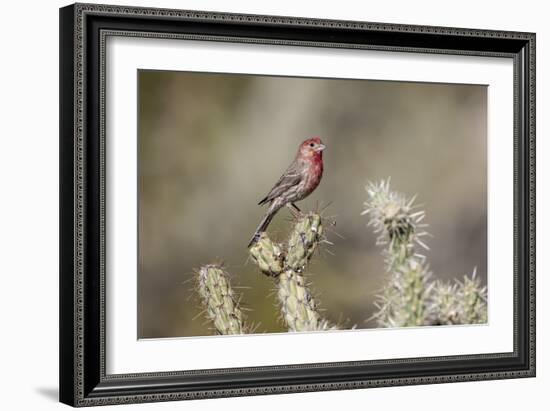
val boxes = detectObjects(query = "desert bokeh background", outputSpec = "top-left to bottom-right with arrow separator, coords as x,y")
138,70 -> 487,338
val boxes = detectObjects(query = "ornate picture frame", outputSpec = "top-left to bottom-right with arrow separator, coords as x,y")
59,3 -> 535,406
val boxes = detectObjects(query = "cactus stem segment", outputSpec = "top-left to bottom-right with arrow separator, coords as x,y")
197,264 -> 246,335
249,212 -> 336,331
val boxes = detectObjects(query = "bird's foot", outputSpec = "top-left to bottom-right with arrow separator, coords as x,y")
286,203 -> 304,219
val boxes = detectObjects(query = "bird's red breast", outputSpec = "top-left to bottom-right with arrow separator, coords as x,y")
297,138 -> 324,194
305,159 -> 323,194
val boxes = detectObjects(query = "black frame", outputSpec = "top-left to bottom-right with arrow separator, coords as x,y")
60,3 -> 536,407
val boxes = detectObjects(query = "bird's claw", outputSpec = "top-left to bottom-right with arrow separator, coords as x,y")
286,203 -> 303,219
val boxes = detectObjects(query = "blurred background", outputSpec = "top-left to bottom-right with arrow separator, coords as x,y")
138,70 -> 487,338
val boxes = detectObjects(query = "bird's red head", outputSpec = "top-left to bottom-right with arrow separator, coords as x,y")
298,137 -> 326,160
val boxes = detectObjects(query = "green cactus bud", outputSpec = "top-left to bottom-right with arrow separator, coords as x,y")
248,233 -> 284,276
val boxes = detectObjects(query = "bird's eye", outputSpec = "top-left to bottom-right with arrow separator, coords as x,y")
309,143 -> 315,147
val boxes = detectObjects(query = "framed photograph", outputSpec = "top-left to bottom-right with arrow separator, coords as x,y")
59,3 -> 536,407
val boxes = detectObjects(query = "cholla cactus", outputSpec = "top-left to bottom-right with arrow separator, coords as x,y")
364,179 -> 487,328
427,270 -> 488,325
249,212 -> 335,332
455,270 -> 487,324
427,281 -> 460,325
363,180 -> 432,327
197,264 -> 246,335
362,179 -> 429,271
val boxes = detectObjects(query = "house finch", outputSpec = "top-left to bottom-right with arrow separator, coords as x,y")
248,137 -> 326,247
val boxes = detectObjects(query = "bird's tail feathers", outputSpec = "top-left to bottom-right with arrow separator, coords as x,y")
248,211 -> 275,248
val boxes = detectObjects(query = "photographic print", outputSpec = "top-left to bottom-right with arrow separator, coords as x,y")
60,4 -> 535,405
138,70 -> 488,338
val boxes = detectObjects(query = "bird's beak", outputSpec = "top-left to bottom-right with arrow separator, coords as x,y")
316,144 -> 326,152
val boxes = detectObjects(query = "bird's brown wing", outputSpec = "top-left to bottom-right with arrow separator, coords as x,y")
258,161 -> 303,206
